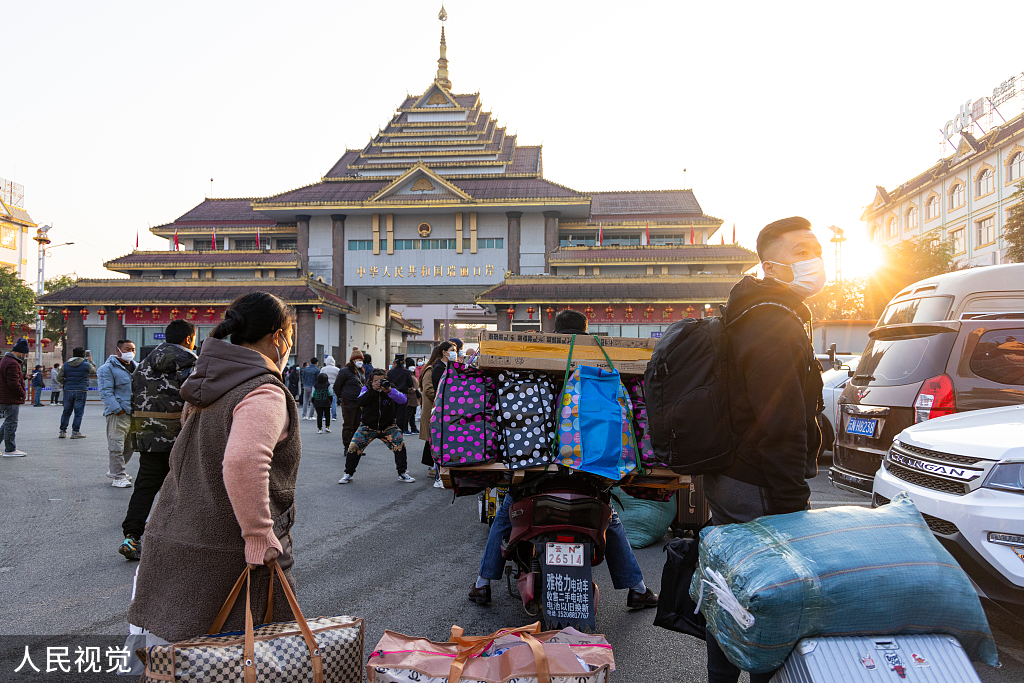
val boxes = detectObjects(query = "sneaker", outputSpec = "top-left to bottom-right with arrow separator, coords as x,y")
433,478 -> 444,489
317,429 -> 323,434
2,450 -> 27,457
398,472 -> 416,483
58,430 -> 66,438
118,536 -> 142,561
70,432 -> 86,439
468,584 -> 491,605
112,476 -> 132,488
338,473 -> 353,484
325,427 -> 331,433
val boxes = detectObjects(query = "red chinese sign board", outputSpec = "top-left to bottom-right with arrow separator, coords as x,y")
123,306 -> 225,326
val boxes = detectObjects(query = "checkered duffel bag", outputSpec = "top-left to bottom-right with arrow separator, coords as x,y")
137,561 -> 364,682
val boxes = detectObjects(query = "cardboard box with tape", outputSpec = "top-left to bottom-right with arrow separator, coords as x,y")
477,331 -> 655,376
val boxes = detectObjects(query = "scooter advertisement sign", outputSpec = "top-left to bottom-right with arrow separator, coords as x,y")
542,542 -> 595,629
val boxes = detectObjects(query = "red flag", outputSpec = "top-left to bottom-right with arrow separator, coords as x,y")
174,227 -> 179,251
598,222 -> 603,246
732,223 -> 736,244
257,226 -> 261,249
690,223 -> 695,245
645,221 -> 650,245
212,226 -> 217,250
135,231 -> 139,250
721,233 -> 725,245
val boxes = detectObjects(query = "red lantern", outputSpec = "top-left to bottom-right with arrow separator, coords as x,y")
170,308 -> 180,319
133,308 -> 143,318
38,308 -> 47,321
151,307 -> 161,319
314,306 -> 324,320
685,306 -> 696,318
584,306 -> 595,319
526,306 -> 535,320
605,306 -> 615,320
80,308 -> 89,321
624,305 -> 634,320
545,306 -> 555,320
644,306 -> 655,319
187,308 -> 197,320
206,307 -> 216,320
62,308 -> 70,322
97,308 -> 106,321
20,323 -> 31,334
506,306 -> 515,321
663,306 -> 675,319
116,308 -> 125,322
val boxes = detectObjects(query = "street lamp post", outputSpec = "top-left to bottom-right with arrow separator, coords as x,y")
32,225 -> 74,366
828,225 -> 846,319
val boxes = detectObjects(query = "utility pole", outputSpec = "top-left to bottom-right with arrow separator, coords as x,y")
32,226 -> 74,366
828,225 -> 846,319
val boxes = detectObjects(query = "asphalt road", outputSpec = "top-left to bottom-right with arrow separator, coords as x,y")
1,405 -> 1021,682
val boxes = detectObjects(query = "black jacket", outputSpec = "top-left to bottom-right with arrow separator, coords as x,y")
722,276 -> 823,515
386,365 -> 414,393
431,359 -> 449,390
357,386 -> 408,430
334,365 -> 365,402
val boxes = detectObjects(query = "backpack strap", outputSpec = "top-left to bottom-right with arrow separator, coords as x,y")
726,301 -> 802,328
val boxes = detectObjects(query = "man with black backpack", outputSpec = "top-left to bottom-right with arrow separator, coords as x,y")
707,216 -> 825,683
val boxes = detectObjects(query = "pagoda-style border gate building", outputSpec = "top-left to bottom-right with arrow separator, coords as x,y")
40,19 -> 756,363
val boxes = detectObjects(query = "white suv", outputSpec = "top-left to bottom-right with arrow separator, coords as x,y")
873,404 -> 1024,621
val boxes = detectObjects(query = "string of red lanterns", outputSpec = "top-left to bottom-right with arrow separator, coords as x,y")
545,306 -> 555,320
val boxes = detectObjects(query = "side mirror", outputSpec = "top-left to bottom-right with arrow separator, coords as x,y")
828,343 -> 840,371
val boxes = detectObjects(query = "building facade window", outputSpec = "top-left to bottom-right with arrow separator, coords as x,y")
349,240 -> 374,250
560,235 -> 597,247
926,196 -> 940,221
233,239 -> 270,250
906,206 -> 918,230
276,238 -> 297,250
949,182 -> 965,210
976,216 -> 996,246
950,228 -> 965,254
977,169 -> 994,196
1009,152 -> 1024,182
0,225 -> 16,250
192,239 -> 213,250
887,217 -> 898,238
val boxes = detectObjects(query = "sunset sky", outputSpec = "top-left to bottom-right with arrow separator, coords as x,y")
5,0 -> 1022,283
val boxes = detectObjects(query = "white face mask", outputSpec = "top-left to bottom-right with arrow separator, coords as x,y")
447,351 -> 458,362
355,360 -> 364,368
766,257 -> 827,298
273,332 -> 291,372
120,351 -> 136,363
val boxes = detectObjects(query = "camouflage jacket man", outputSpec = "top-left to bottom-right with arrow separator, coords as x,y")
132,342 -> 198,453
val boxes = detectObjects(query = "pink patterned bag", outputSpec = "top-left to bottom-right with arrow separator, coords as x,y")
430,362 -> 503,467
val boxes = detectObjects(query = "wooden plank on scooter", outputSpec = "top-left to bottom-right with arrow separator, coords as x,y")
477,353 -> 650,376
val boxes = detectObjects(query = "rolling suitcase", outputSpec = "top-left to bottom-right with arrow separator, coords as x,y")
771,634 -> 983,683
673,474 -> 711,533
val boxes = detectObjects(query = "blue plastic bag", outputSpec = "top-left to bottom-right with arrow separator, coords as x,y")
689,492 -> 999,673
557,365 -> 637,480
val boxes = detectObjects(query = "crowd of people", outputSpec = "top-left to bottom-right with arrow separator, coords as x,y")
0,216 -> 826,683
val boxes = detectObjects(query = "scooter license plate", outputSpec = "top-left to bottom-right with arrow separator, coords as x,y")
545,543 -> 585,567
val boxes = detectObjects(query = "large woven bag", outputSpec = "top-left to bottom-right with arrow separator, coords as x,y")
138,561 -> 364,682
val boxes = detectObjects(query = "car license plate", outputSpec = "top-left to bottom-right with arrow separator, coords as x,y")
848,416 -> 878,437
545,543 -> 585,567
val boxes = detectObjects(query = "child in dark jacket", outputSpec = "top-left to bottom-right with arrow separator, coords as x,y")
312,373 -> 333,433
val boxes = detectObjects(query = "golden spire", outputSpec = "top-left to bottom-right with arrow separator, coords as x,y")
435,4 -> 451,90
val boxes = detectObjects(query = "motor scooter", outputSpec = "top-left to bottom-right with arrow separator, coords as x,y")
500,472 -> 612,631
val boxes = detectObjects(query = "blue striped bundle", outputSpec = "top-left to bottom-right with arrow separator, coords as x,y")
690,492 -> 999,673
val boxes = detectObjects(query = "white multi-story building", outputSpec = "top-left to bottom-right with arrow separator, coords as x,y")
0,178 -> 36,284
863,107 -> 1024,267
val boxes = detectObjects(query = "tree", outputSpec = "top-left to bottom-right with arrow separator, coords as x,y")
865,235 -> 959,317
806,278 -> 870,320
1004,181 -> 1024,263
43,273 -> 77,360
0,268 -> 37,345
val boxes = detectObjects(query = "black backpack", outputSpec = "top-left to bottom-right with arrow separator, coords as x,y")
645,303 -> 800,475
645,317 -> 734,474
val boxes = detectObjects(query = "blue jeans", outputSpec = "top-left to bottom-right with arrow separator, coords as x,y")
60,390 -> 87,432
1,403 -> 19,452
479,494 -> 643,590
32,388 -> 43,406
331,394 -> 337,420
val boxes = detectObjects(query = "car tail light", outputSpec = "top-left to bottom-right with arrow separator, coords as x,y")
914,374 -> 955,423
